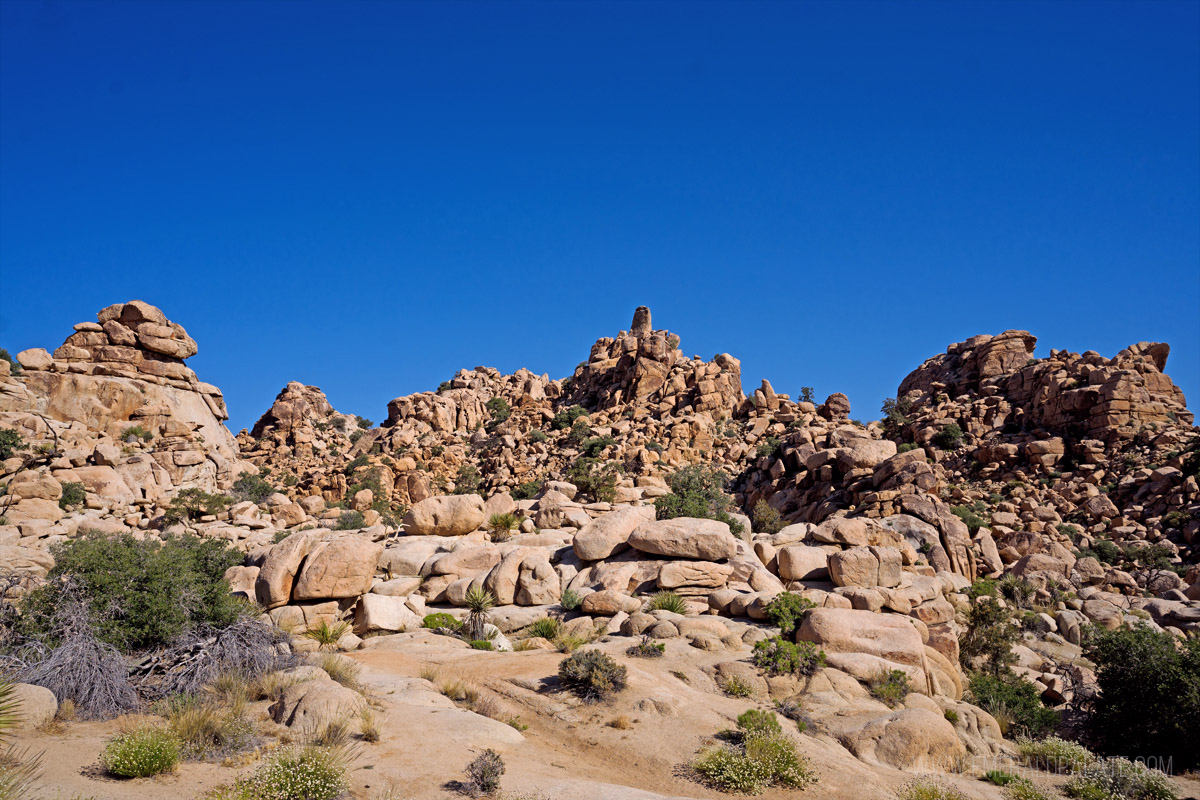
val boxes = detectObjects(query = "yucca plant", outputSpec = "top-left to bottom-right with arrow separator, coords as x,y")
1,678 -> 44,800
646,591 -> 688,614
463,586 -> 496,641
487,513 -> 521,543
525,617 -> 561,641
302,620 -> 351,650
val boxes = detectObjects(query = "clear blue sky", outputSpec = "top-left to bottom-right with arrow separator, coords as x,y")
2,0 -> 1198,434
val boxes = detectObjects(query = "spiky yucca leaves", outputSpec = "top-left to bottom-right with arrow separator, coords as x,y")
0,678 -> 44,800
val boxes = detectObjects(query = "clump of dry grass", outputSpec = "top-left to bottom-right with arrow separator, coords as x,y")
359,707 -> 381,743
316,654 -> 361,691
608,714 -> 631,730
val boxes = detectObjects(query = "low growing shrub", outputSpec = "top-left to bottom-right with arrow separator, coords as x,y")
422,612 -> 463,632
895,778 -> 968,800
465,748 -> 505,796
626,635 -> 665,658
334,510 -> 366,530
967,672 -> 1058,739
1063,757 -> 1177,800
646,590 -> 688,614
751,637 -> 826,676
868,669 -> 911,707
525,617 -> 561,641
1018,736 -> 1095,774
693,728 -> 816,793
654,464 -> 744,535
100,727 -> 180,777
764,593 -> 815,637
558,650 -> 627,702
207,744 -> 349,800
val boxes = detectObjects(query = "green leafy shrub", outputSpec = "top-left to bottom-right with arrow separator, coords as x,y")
527,430 -> 547,444
646,591 -> 688,614
751,637 -> 825,676
512,480 -> 542,499
868,669 -> 911,707
654,464 -> 744,534
626,635 -> 665,658
693,728 -> 816,793
0,428 -> 27,460
967,672 -> 1058,739
469,639 -> 494,650
895,778 -> 968,800
943,708 -> 959,723
164,488 -> 232,524
764,593 -> 815,637
567,456 -> 621,503
551,405 -> 586,430
452,464 -> 482,496
559,588 -> 582,611
485,397 -> 511,425
580,435 -> 615,458
986,770 -> 1017,785
721,675 -> 755,697
932,423 -> 964,450
207,744 -> 349,800
422,612 -> 462,632
334,510 -> 365,530
755,436 -> 781,459
488,512 -> 520,542
123,424 -> 155,442
1003,778 -> 1054,800
525,617 -> 561,640
58,481 -> 86,510
464,585 -> 495,640
231,471 -> 274,504
21,531 -> 243,651
565,418 -> 592,447
1018,736 -> 1095,773
897,442 -> 920,453
751,499 -> 785,534
1078,539 -> 1122,564
959,596 -> 1018,675
558,650 -> 627,702
736,708 -> 782,737
1063,757 -> 1177,800
950,503 -> 987,534
1083,623 -> 1200,769
100,727 -> 180,777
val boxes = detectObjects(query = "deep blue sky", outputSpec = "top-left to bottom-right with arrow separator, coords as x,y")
2,1 -> 1198,433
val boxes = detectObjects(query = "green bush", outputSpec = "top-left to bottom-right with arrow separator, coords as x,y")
950,503 -> 987,534
0,428 -> 26,460
488,512 -> 521,542
895,779 -> 968,800
959,596 -> 1019,675
452,464 -> 482,496
755,436 -> 781,459
123,424 -> 155,442
580,435 -> 616,458
764,593 -> 816,637
626,636 -> 665,658
1018,736 -> 1095,774
512,480 -> 542,499
736,708 -> 782,737
100,727 -> 180,777
551,405 -> 586,431
1063,757 -> 1177,800
21,531 -> 243,651
164,487 -> 232,525
355,415 -> 372,429
231,471 -> 274,504
751,637 -> 826,676
932,423 -> 964,450
208,745 -> 348,800
559,588 -> 582,611
525,617 -> 561,640
1083,623 -> 1200,769
721,675 -> 755,697
1079,539 -> 1122,564
334,510 -> 365,530
646,591 -> 688,614
58,481 -> 86,510
1003,778 -> 1054,800
527,430 -> 547,444
469,639 -> 494,650
0,347 -> 20,373
654,465 -> 744,535
693,728 -> 816,793
567,456 -> 621,503
986,770 -> 1017,785
485,397 -> 511,425
868,669 -> 911,707
967,672 -> 1058,739
422,612 -> 463,632
558,649 -> 627,702
751,499 -> 785,534
565,418 -> 592,447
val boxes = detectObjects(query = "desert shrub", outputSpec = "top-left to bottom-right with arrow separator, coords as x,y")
565,418 -> 591,447
580,435 -> 615,458
1003,778 -> 1054,800
485,397 -> 511,425
210,744 -> 349,800
986,770 -> 1017,785
693,728 -> 815,793
736,708 -> 782,737
751,499 -> 784,534
525,617 -> 561,641
551,405 -> 586,430
967,672 -> 1058,739
1018,736 -> 1096,774
646,590 -> 688,614
452,464 -> 482,496
1078,538 -> 1122,565
755,436 -> 781,459
1083,623 -> 1200,769
487,512 -> 520,542
880,395 -> 914,440
164,487 -> 232,524
512,479 -> 542,499
422,613 -> 463,632
959,596 -> 1019,675
526,430 -> 547,444
897,442 -> 920,453
764,593 -> 815,637
469,639 -> 494,651
751,637 -> 825,676
58,481 -> 86,510
100,726 -> 180,777
999,575 -> 1035,609
626,635 -> 665,658
950,503 -> 987,534
566,456 -> 620,502
20,531 -> 242,652
895,779 -> 968,800
932,423 -> 964,450
0,428 -> 26,460
231,471 -> 274,504
559,588 -> 582,611
334,510 -> 366,530
303,620 -> 351,650
721,675 -> 755,697
1063,757 -> 1177,800
464,586 -> 495,640
943,708 -> 959,723
163,694 -> 256,760
868,669 -> 911,707
465,748 -> 505,796
123,424 -> 155,442
558,650 -> 627,702
654,464 -> 744,535
0,348 -> 19,373
142,615 -> 287,700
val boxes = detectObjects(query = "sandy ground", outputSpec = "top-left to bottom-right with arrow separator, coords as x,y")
12,630 -> 1200,800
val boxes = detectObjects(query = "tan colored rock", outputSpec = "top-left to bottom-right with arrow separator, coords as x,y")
223,565 -> 260,598
797,607 -> 937,696
829,546 -> 903,588
777,545 -> 830,581
811,517 -> 870,547
292,535 -> 383,601
582,589 -> 641,615
573,506 -> 657,561
658,560 -> 734,589
15,348 -> 52,371
255,531 -> 317,608
628,517 -> 737,561
269,676 -> 367,735
354,593 -> 422,633
7,683 -> 57,730
839,708 -> 966,770
402,494 -> 486,536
